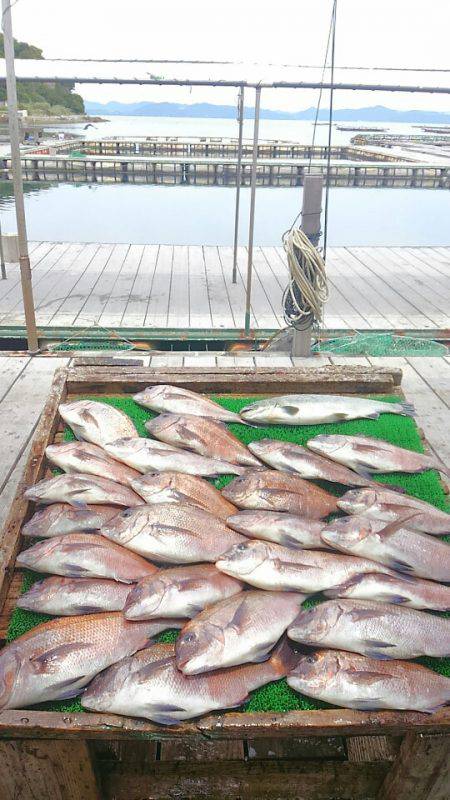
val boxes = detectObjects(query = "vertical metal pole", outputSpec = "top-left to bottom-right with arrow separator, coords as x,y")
244,85 -> 261,335
0,216 -> 6,279
232,85 -> 245,284
2,0 -> 38,351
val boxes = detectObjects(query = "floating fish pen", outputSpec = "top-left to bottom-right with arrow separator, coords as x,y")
351,132 -> 450,148
2,154 -> 447,188
0,361 -> 448,800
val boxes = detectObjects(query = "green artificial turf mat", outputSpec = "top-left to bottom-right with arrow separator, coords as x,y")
6,392 -> 450,716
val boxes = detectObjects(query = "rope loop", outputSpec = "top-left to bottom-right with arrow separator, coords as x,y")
282,227 -> 329,330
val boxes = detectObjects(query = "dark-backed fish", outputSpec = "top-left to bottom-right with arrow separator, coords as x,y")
324,572 -> 450,612
216,540 -> 394,593
22,503 -> 119,538
226,510 -> 329,550
105,438 -> 244,477
59,399 -> 138,447
16,576 -> 131,615
288,599 -> 450,659
308,434 -> 448,477
101,503 -> 245,564
175,590 -> 305,674
16,533 -> 157,583
338,487 -> 450,535
133,384 -> 244,423
124,564 -> 243,620
131,471 -> 236,520
222,470 -> 338,518
239,395 -> 414,425
146,413 -> 260,466
287,650 -> 450,713
321,516 -> 450,582
24,474 -> 143,508
248,439 -> 375,486
82,639 -> 296,724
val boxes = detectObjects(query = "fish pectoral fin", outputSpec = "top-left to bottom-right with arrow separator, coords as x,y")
273,558 -> 318,573
186,603 -> 207,617
226,596 -> 253,634
152,524 -> 199,541
29,642 -> 92,674
52,676 -> 87,699
377,594 -> 410,605
178,578 -> 209,593
281,405 -> 300,417
71,604 -> 107,614
135,657 -> 174,684
386,559 -> 416,575
148,713 -> 183,725
150,703 -> 187,713
80,409 -> 100,428
343,669 -> 388,686
61,564 -> 92,577
280,533 -> 304,549
362,639 -> 397,653
351,464 -> 375,479
365,412 -> 380,420
351,698 -> 383,710
348,608 -> 390,623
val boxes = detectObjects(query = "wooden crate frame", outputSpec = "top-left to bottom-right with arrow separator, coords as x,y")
0,363 -> 448,800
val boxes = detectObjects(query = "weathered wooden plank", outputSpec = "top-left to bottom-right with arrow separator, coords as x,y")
247,736 -> 345,760
217,246 -> 256,328
145,245 -> 173,327
377,733 -> 450,800
203,245 -> 235,328
99,759 -> 389,800
50,244 -> 115,327
0,707 -> 448,741
0,739 -> 100,800
66,364 -> 401,396
0,570 -> 23,640
407,357 -> 450,409
122,244 -> 159,327
166,244 -> 189,328
0,366 -> 68,610
78,243 -> 130,326
159,737 -> 244,762
98,244 -> 143,327
347,735 -> 399,763
0,442 -> 31,541
0,355 -> 30,402
188,245 -> 212,328
317,248 -> 373,330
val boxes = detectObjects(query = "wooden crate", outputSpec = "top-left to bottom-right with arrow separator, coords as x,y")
0,363 -> 448,800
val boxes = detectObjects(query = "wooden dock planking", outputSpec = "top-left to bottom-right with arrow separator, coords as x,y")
0,244 -> 448,334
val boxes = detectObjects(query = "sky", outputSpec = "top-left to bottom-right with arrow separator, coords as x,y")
7,0 -> 450,112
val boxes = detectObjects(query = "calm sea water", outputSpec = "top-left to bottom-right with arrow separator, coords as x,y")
0,116 -> 449,246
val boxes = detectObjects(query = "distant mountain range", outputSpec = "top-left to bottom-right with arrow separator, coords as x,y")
85,101 -> 450,123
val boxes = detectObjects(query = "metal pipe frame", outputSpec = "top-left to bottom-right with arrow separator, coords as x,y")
8,74 -> 450,94
244,85 -> 261,336
232,85 -> 245,283
1,0 -> 38,351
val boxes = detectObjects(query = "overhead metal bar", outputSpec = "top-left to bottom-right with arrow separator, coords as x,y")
244,85 -> 261,336
1,0 -> 39,352
232,85 -> 245,284
5,72 -> 450,94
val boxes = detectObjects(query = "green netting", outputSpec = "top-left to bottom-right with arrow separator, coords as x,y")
6,394 -> 450,716
313,333 -> 448,357
51,340 -> 134,352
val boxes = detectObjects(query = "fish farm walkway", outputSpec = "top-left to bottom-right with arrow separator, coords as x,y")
0,352 -> 449,546
0,244 -> 448,339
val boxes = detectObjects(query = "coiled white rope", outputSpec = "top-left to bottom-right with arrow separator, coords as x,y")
282,227 -> 329,330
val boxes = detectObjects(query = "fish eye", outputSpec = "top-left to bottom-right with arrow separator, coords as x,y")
122,509 -> 133,518
182,632 -> 196,643
236,543 -> 248,552
305,655 -> 316,664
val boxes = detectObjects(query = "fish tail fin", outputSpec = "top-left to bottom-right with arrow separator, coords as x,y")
397,402 -> 415,417
268,638 -> 298,678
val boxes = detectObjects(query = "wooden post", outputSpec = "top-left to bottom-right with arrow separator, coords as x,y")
377,733 -> 450,800
244,84 -> 261,335
292,174 -> 323,358
1,0 -> 39,352
232,85 -> 245,284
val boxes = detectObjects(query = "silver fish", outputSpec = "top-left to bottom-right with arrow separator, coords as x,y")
288,599 -> 450,659
321,516 -> 450,582
175,590 -> 305,674
248,439 -> 374,487
105,437 -> 244,477
338,487 -> 450,535
24,474 -> 143,508
0,612 -> 183,710
101,503 -> 245,564
324,572 -> 450,612
16,533 -> 157,583
216,540 -> 394,593
146,413 -> 260,466
287,650 -> 450,713
131,471 -> 236,520
46,442 -> 140,487
226,510 -> 329,550
239,394 -> 415,425
22,503 -> 119,538
222,470 -> 338,518
16,576 -> 131,616
133,384 -> 244,423
124,564 -> 243,620
59,399 -> 138,447
82,639 -> 295,724
308,434 -> 448,478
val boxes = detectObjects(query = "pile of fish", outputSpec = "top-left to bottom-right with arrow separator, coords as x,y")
1,385 -> 449,724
